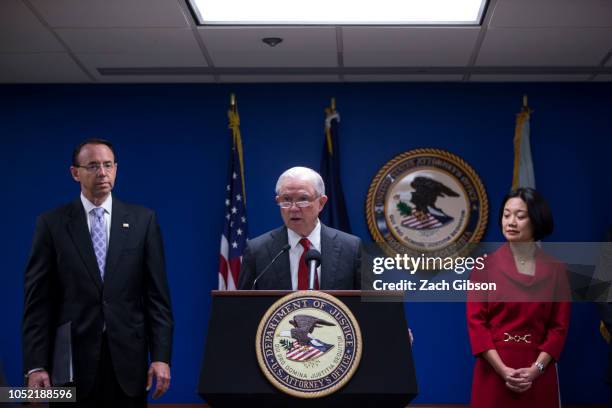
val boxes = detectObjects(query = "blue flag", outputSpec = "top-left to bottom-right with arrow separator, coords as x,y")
320,106 -> 351,233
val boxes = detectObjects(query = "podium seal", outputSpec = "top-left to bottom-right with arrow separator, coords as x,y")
366,148 -> 488,258
256,291 -> 362,398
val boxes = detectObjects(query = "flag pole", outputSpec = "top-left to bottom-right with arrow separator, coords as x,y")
325,98 -> 336,155
522,94 -> 533,114
230,92 -> 237,112
228,93 -> 245,204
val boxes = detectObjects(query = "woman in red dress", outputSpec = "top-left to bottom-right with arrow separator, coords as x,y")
467,188 -> 571,407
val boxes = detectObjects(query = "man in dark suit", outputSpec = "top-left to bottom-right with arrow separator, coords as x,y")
237,166 -> 362,290
22,139 -> 173,407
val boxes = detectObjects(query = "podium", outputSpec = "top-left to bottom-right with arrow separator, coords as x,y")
198,290 -> 417,407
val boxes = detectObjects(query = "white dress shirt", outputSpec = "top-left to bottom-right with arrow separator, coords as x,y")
287,219 -> 321,290
80,193 -> 112,246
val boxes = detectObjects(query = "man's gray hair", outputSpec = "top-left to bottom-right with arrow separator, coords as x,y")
275,166 -> 326,196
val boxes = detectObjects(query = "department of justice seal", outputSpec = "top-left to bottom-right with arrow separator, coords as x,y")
255,291 -> 362,398
366,148 -> 488,258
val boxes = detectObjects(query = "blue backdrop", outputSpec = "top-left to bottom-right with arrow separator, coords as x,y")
1,82 -> 610,404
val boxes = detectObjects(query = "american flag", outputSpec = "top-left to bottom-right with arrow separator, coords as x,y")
401,213 -> 443,230
286,341 -> 333,362
218,101 -> 248,290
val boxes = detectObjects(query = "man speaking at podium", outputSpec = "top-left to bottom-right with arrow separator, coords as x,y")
237,166 -> 362,290
22,139 -> 174,407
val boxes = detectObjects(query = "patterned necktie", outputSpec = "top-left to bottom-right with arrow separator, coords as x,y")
297,238 -> 319,290
90,207 -> 107,280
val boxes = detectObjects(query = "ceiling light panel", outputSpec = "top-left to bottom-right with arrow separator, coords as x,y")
188,0 -> 487,25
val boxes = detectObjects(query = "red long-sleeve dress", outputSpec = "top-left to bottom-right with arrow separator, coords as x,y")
466,243 -> 571,408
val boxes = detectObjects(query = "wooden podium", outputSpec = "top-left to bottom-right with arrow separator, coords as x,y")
198,290 -> 417,407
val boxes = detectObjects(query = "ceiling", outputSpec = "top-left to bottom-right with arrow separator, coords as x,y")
1,0 -> 611,83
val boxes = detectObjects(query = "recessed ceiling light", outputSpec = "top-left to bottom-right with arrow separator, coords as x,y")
262,37 -> 283,47
187,0 -> 488,25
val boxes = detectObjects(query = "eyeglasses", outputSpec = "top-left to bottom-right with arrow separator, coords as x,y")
277,197 -> 319,209
75,162 -> 116,173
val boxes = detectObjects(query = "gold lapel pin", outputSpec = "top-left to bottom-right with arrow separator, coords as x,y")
122,223 -> 130,228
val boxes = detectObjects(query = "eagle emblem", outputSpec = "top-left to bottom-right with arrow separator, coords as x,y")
256,291 -> 362,398
366,148 -> 488,258
279,315 -> 335,361
395,176 -> 460,230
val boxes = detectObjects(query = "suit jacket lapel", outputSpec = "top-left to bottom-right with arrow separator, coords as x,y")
67,198 -> 103,292
320,224 -> 340,290
268,226 -> 292,290
104,198 -> 129,287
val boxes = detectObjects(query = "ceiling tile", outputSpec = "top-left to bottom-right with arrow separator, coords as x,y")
2,0 -> 612,83
77,52 -> 207,70
0,0 -> 63,52
477,28 -> 612,66
491,0 -> 612,28
29,0 -> 189,28
593,75 -> 612,81
342,27 -> 480,67
0,53 -> 90,82
56,28 -> 202,54
200,27 -> 338,67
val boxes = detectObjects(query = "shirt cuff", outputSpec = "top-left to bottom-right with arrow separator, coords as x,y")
26,367 -> 45,376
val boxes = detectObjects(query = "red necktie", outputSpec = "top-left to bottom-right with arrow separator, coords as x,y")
297,238 -> 319,290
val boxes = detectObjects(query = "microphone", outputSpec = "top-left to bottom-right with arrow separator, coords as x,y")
252,244 -> 291,289
305,249 -> 322,290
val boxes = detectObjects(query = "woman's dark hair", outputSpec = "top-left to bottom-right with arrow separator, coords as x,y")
72,138 -> 116,166
498,187 -> 554,241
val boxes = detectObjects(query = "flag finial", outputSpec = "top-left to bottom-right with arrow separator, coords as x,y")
522,94 -> 528,109
331,97 -> 336,112
230,93 -> 237,112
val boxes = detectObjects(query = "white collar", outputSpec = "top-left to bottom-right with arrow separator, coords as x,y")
287,219 -> 321,251
80,193 -> 112,215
